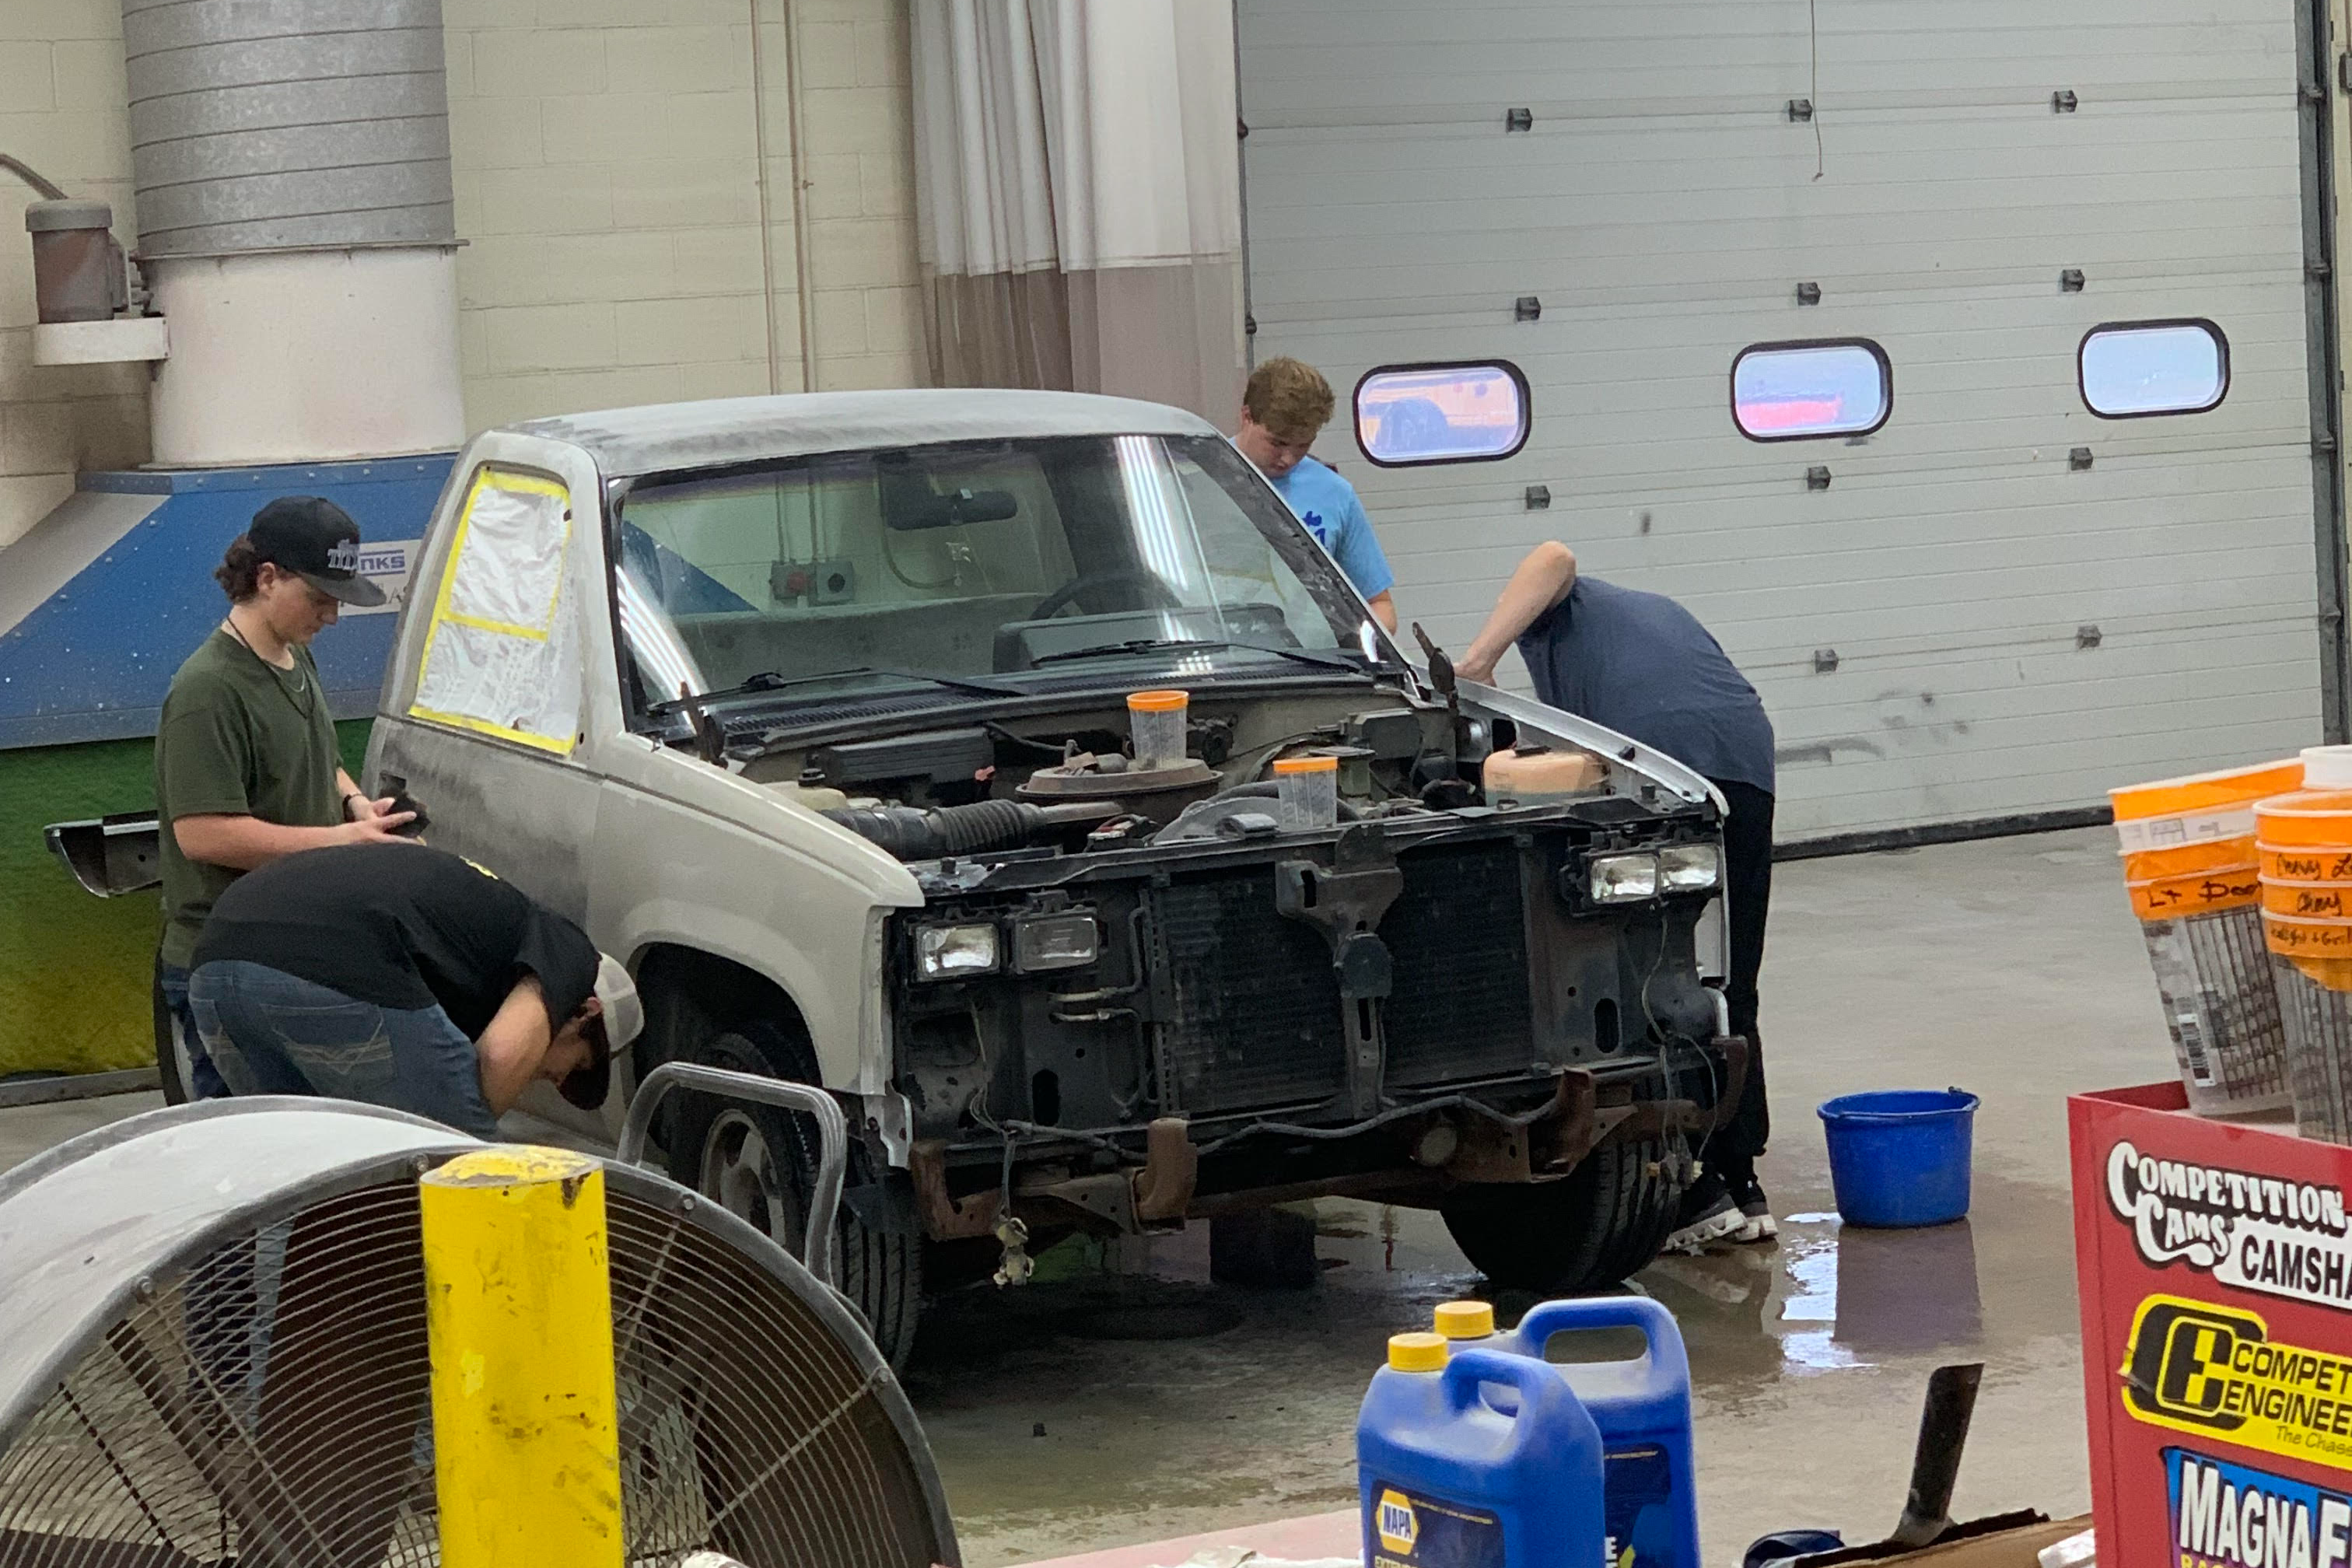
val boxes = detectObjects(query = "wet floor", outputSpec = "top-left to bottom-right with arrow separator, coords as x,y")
0,827 -> 2156,1566
908,827 -> 2151,1566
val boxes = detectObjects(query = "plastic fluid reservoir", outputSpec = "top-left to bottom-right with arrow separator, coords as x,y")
1359,1333 -> 1605,1568
1482,746 -> 1607,805
1434,1297 -> 1700,1568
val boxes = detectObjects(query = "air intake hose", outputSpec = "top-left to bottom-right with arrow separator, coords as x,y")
821,799 -> 1114,860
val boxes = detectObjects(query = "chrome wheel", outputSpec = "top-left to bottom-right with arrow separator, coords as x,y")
698,1108 -> 807,1255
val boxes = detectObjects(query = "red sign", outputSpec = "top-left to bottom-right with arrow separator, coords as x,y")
2071,1082 -> 2352,1566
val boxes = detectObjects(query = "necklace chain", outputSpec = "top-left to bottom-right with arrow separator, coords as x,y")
222,616 -> 315,720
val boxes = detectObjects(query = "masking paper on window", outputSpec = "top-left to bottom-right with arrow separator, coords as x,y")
408,467 -> 583,754
412,590 -> 583,753
445,472 -> 570,633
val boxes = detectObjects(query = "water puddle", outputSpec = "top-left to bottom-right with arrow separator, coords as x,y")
1639,1209 -> 1986,1383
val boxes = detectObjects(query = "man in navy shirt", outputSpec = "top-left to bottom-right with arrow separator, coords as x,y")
1460,541 -> 1778,1251
1234,357 -> 1399,632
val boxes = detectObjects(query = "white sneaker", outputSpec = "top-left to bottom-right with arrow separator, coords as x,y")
1664,1188 -> 1746,1255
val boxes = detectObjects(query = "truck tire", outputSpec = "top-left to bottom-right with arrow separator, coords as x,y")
664,1020 -> 924,1369
1438,1136 -> 1687,1292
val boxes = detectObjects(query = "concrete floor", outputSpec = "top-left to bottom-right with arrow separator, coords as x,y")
0,827 -> 2163,1567
901,826 -> 2154,1566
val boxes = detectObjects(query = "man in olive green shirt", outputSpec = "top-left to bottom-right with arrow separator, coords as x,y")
154,496 -> 415,1100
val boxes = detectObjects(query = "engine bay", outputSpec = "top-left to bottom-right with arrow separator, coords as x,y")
740,687 -> 1633,868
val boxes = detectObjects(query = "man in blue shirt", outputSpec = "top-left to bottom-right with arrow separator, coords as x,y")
1460,542 -> 1779,1253
1234,356 -> 1398,632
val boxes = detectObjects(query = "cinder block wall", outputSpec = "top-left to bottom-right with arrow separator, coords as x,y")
0,0 -> 149,551
446,0 -> 926,430
0,0 -> 927,552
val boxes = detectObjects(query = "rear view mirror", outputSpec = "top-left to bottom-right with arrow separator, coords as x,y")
877,455 -> 1018,530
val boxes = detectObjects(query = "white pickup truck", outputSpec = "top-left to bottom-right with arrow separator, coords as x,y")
61,389 -> 1741,1364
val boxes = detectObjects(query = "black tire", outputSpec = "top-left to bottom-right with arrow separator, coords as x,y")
663,1020 -> 924,1368
1439,1136 -> 1688,1293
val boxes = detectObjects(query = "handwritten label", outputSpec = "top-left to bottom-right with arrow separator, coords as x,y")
2264,851 -> 2352,882
2119,807 -> 2260,855
2133,873 -> 2262,919
2265,919 -> 2352,957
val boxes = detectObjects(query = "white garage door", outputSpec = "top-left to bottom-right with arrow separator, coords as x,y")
1237,0 -> 2335,841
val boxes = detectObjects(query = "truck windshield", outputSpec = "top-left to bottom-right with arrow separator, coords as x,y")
612,433 -> 1387,712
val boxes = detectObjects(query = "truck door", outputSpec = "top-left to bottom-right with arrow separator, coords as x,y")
367,445 -> 607,929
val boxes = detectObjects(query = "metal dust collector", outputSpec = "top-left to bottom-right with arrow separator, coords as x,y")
0,1097 -> 959,1568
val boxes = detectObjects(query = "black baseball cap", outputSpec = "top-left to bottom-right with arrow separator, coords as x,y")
248,495 -> 387,608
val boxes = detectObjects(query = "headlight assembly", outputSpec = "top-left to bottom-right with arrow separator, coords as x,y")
1587,852 -> 1660,904
1013,912 -> 1099,973
915,922 -> 1000,980
1658,844 -> 1723,892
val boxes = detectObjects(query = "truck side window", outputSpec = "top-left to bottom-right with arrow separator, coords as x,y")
409,465 -> 584,755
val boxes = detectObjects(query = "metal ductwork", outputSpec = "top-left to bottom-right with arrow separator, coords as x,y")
121,0 -> 465,467
124,0 -> 455,256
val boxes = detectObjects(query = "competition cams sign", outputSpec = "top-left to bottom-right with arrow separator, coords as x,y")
2108,1140 -> 2352,1311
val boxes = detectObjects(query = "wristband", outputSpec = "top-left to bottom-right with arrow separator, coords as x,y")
343,791 -> 368,821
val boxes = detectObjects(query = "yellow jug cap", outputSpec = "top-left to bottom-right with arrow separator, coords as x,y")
1388,1332 -> 1449,1372
1433,1300 -> 1495,1339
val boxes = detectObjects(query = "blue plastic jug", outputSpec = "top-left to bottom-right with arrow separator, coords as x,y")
1436,1298 -> 1702,1568
1358,1333 -> 1607,1568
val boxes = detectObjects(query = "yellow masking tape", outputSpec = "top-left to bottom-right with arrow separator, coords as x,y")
408,465 -> 577,754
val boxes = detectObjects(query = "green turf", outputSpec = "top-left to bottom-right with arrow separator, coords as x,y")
0,720 -> 373,1077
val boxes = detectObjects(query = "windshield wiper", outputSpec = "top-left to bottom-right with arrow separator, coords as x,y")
1027,638 -> 1367,673
652,665 -> 1023,716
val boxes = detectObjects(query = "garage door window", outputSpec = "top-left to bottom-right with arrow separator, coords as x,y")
2079,320 -> 2228,418
1353,362 -> 1531,465
1731,341 -> 1892,440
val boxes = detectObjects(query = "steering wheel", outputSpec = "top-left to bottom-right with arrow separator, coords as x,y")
1029,567 -> 1185,621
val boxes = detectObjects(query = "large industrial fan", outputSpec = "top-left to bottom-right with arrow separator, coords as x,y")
0,1095 -> 960,1568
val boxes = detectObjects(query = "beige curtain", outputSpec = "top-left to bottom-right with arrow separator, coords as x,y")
911,0 -> 1247,423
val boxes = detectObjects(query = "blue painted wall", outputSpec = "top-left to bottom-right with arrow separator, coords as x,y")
0,455 -> 455,751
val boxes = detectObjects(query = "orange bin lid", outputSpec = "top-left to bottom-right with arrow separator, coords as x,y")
2261,880 -> 2352,919
2112,761 -> 2305,821
2124,839 -> 2259,882
2255,789 -> 2352,848
2127,866 -> 2259,921
2259,843 -> 2352,883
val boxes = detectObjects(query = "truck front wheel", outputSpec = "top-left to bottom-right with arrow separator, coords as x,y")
1437,1136 -> 1688,1292
664,1020 -> 924,1369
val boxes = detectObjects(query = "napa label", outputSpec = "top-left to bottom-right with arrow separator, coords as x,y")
1366,1482 -> 1502,1568
2168,1448 -> 2352,1568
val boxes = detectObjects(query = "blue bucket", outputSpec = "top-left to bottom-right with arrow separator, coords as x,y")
1817,1089 -> 1979,1228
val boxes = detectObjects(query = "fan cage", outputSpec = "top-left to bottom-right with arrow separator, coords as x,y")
0,1155 -> 954,1568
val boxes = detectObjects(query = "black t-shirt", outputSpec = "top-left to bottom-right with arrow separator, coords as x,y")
192,843 -> 599,1038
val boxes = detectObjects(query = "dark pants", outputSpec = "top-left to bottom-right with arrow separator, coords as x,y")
1710,779 -> 1774,1182
154,953 -> 229,1101
189,958 -> 502,1139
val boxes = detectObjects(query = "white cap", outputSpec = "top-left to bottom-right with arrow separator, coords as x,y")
2303,746 -> 2352,790
594,953 -> 643,1049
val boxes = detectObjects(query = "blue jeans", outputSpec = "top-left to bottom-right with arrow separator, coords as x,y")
156,955 -> 229,1101
188,959 -> 501,1139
